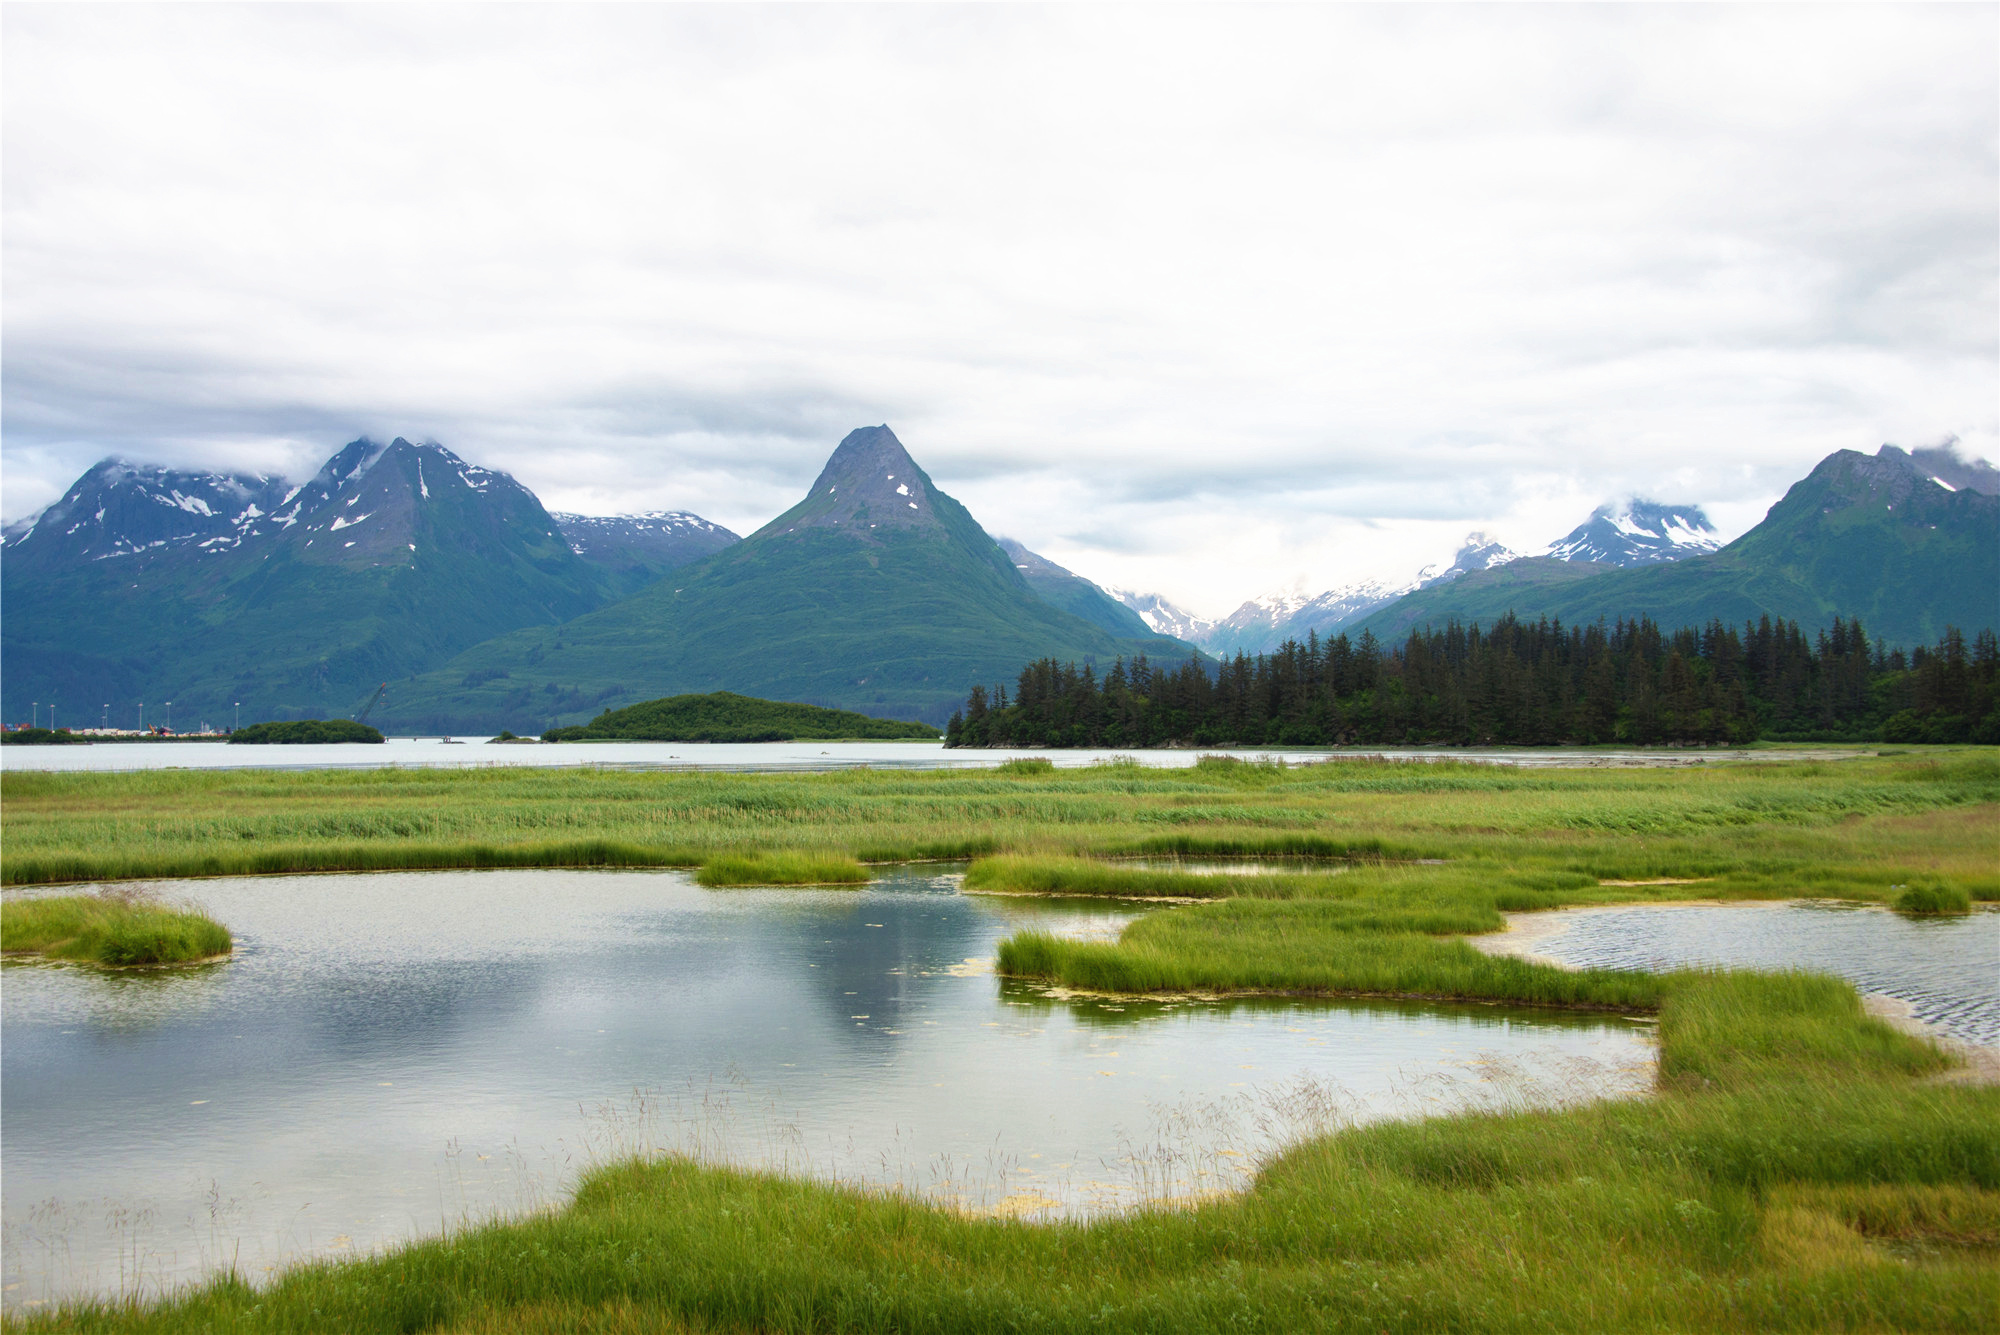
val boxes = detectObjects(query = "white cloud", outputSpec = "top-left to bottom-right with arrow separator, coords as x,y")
4,4 -> 1993,614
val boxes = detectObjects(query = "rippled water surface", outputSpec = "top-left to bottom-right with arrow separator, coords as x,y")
1526,901 -> 2000,1045
3,867 -> 1651,1308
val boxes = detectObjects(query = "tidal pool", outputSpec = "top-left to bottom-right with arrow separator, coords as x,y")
3,867 -> 1652,1308
1513,900 -> 2000,1046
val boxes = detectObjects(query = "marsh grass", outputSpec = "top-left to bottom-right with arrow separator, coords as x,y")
0,890 -> 230,966
3,752 -> 1995,899
4,750 -> 1998,1331
694,853 -> 869,887
1895,878 -> 1975,915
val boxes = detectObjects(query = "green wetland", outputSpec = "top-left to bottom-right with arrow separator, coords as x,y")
1,749 -> 1996,1331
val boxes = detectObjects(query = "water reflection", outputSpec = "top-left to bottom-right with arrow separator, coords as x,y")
4,866 -> 1651,1308
1107,858 -> 1345,877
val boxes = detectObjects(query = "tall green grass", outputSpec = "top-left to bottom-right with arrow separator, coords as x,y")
0,892 -> 230,966
694,853 -> 869,887
3,752 -> 1995,899
1895,878 -> 1975,915
997,916 -> 1662,1009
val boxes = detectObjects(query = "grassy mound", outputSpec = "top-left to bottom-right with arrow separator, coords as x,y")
1895,878 -> 1975,915
0,891 -> 231,965
229,719 -> 384,744
694,852 -> 870,887
544,691 -> 938,743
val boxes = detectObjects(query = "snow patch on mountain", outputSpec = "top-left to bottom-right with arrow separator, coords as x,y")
1110,589 -> 1218,643
1544,502 -> 1719,567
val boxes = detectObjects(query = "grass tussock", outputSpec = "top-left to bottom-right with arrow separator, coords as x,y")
694,852 -> 869,887
1896,878 -> 1975,915
0,890 -> 230,966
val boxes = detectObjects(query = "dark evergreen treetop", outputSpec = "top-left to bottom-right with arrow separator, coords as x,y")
946,616 -> 1999,749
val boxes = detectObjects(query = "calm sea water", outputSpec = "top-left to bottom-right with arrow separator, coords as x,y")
1,867 -> 1653,1309
0,738 -> 1858,774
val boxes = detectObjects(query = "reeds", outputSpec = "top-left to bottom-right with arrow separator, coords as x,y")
0,890 -> 230,966
694,853 -> 869,887
1895,878 -> 1974,915
6,752 -> 1994,899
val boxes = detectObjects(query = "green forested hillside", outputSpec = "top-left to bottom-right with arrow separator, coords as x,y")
378,427 -> 1197,733
1350,448 -> 1998,646
544,691 -> 937,742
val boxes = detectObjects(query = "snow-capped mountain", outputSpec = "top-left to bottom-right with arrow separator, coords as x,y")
1544,501 -> 1719,567
1203,590 -> 1317,654
552,511 -> 741,595
554,511 -> 738,556
1411,532 -> 1523,587
3,436 -> 742,727
0,460 -> 293,570
1111,589 -> 1218,644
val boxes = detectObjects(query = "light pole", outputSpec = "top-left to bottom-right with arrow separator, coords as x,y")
165,702 -> 173,734
31,702 -> 38,729
102,704 -> 109,729
234,702 -> 241,731
139,702 -> 145,732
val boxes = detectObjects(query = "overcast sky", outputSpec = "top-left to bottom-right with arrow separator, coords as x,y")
4,4 -> 1994,616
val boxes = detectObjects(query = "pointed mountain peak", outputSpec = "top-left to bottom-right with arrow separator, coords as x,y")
755,424 -> 947,538
311,437 -> 392,490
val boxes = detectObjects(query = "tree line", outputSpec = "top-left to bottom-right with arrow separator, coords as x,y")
943,615 -> 2000,748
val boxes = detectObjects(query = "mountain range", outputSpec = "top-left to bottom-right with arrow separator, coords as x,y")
4,429 -> 1992,733
377,427 -> 1195,731
1129,501 -> 1725,658
1340,444 -> 1997,648
1,427 -> 1194,731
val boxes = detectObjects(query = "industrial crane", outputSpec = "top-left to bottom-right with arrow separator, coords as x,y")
356,682 -> 388,725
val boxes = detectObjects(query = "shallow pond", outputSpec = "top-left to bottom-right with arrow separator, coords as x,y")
2,867 -> 1650,1308
1517,901 -> 2000,1046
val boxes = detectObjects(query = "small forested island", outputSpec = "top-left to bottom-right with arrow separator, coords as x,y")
228,719 -> 386,744
543,691 -> 939,742
947,615 -> 2000,748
